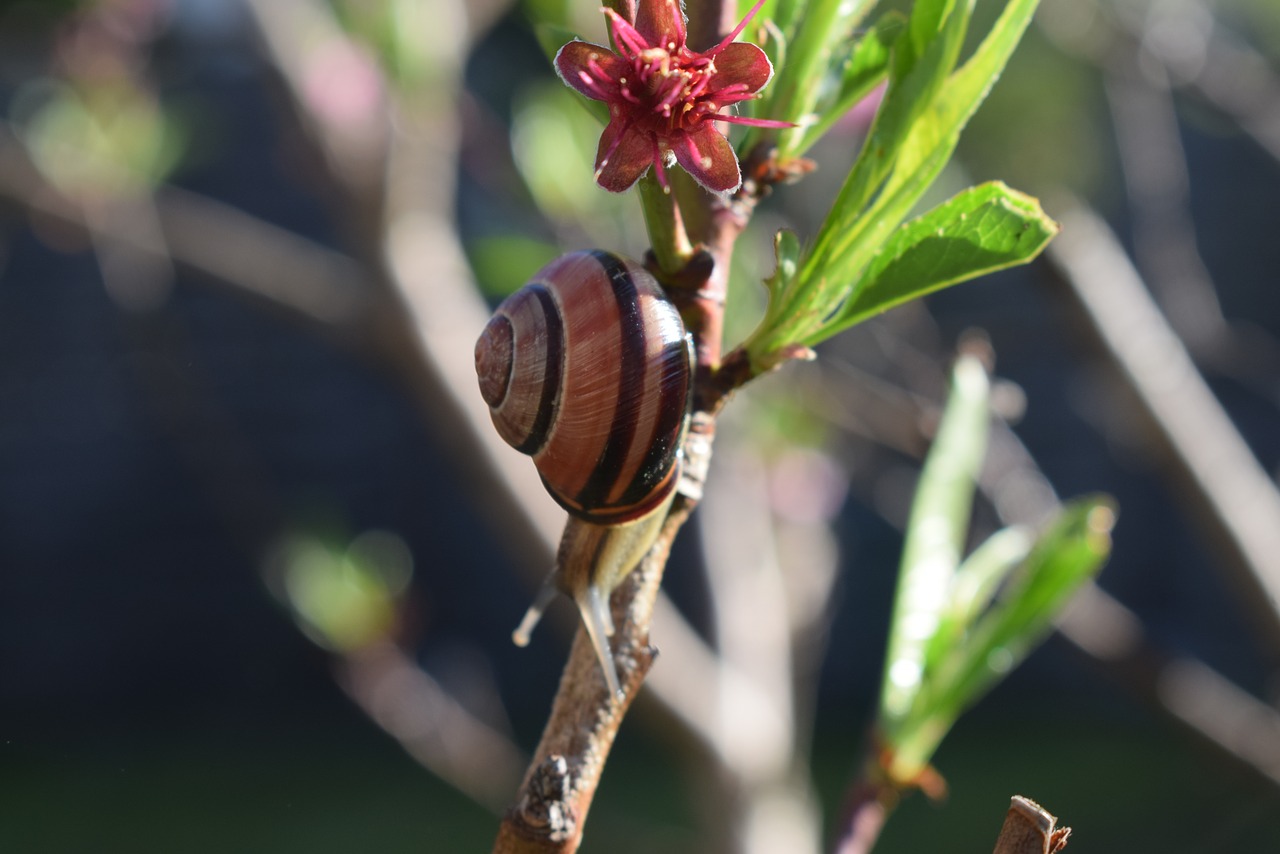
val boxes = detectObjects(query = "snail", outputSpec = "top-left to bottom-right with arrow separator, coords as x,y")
475,250 -> 694,698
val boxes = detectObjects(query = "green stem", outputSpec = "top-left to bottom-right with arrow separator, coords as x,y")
637,172 -> 693,276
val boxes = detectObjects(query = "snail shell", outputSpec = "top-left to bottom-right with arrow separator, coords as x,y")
475,250 -> 694,697
476,250 -> 693,525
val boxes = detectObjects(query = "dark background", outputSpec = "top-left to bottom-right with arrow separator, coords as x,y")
3,0 -> 1280,851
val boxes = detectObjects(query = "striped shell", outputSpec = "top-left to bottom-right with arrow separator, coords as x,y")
475,251 -> 693,525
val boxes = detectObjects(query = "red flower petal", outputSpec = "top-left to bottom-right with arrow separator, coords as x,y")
554,40 -> 625,102
708,42 -> 773,98
671,124 -> 740,193
595,121 -> 656,192
634,0 -> 685,52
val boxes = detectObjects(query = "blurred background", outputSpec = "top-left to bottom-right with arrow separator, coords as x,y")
2,0 -> 1280,851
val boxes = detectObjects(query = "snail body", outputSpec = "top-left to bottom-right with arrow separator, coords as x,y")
475,250 -> 693,697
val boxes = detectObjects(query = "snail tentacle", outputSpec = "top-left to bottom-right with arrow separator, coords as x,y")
578,584 -> 622,700
512,576 -> 559,648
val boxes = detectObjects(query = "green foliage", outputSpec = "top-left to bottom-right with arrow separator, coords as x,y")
510,80 -> 640,250
270,530 -> 415,653
468,236 -> 563,298
816,182 -> 1058,340
879,353 -> 991,724
742,0 -> 1049,370
793,11 -> 906,153
756,0 -> 878,152
17,81 -> 183,197
762,228 -> 803,306
874,357 -> 1115,785
923,524 -> 1032,669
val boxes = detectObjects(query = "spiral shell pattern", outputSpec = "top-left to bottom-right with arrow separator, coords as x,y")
476,251 -> 693,525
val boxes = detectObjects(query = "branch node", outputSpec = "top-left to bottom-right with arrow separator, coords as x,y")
515,754 -> 577,843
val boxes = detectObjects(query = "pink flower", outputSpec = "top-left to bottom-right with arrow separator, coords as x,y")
555,0 -> 789,194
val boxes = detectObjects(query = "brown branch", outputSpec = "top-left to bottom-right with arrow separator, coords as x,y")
5,0 -> 810,846
832,777 -> 894,854
492,503 -> 690,852
991,797 -> 1071,854
0,0 -> 723,830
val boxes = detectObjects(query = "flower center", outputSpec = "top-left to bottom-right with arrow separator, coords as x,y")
621,48 -> 717,131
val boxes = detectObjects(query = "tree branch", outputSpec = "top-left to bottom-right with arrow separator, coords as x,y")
991,797 -> 1071,854
492,503 -> 690,852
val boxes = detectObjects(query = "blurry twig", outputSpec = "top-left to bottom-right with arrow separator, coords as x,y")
242,0 -> 567,567
1133,0 -> 1280,165
1041,0 -> 1280,403
832,780 -> 890,854
1,0 -> 749,797
0,120 -> 534,811
1046,203 -> 1280,659
0,131 -> 374,340
1059,584 -> 1280,787
1103,64 -> 1226,354
338,640 -> 528,811
1184,22 -> 1280,165
686,441 -> 829,854
1041,0 -> 1280,166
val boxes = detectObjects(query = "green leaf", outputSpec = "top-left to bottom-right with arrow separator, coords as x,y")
877,0 -> 1043,212
901,0 -> 958,73
950,496 -> 1116,708
843,12 -> 905,95
814,0 -> 971,249
762,0 -> 804,49
815,182 -> 1059,340
744,0 -> 1044,367
764,229 -> 802,304
795,11 -> 906,153
889,496 -> 1115,779
879,354 -> 990,726
924,524 -> 1033,672
745,0 -> 975,358
758,0 -> 876,154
